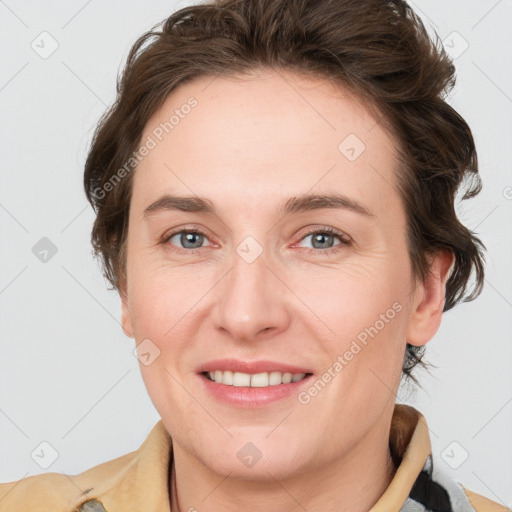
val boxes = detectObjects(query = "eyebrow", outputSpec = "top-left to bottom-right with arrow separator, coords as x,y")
142,192 -> 374,219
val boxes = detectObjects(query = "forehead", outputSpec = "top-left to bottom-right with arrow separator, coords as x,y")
133,71 -> 401,217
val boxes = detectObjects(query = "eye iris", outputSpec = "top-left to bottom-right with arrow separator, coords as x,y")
311,233 -> 335,249
182,232 -> 203,249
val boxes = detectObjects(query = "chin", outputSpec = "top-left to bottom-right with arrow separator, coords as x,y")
194,438 -> 313,481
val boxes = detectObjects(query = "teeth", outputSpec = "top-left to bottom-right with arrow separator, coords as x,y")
205,370 -> 308,387
269,371 -> 282,385
233,372 -> 251,387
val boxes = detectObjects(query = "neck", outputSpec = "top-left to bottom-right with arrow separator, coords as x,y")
169,414 -> 397,512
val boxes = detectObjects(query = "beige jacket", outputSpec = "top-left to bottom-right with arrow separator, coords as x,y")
0,404 -> 509,511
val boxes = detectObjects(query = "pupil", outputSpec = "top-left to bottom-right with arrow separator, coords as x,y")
182,232 -> 203,248
313,233 -> 332,249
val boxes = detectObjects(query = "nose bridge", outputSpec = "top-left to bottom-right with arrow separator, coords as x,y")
214,238 -> 289,341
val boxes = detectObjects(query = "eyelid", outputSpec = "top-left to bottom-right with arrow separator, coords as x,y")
162,224 -> 351,254
293,225 -> 351,244
161,225 -> 217,251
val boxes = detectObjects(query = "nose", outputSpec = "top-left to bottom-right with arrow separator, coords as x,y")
213,245 -> 291,343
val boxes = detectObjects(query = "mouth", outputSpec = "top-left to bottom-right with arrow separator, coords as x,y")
196,358 -> 314,407
201,370 -> 313,387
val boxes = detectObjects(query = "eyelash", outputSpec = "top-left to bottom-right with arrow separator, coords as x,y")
161,225 -> 351,256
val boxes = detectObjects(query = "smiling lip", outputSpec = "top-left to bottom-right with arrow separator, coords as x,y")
196,358 -> 313,374
196,358 -> 314,408
198,372 -> 313,408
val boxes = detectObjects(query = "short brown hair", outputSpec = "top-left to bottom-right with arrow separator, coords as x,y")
83,0 -> 486,385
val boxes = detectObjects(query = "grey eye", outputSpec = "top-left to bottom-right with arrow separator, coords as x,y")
170,231 -> 206,249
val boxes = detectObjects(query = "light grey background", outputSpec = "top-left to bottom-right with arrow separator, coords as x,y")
1,0 -> 511,507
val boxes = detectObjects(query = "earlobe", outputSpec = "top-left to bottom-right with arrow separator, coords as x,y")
121,293 -> 134,339
406,249 -> 454,347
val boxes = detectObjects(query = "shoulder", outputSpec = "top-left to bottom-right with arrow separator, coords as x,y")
0,471 -> 76,511
462,486 -> 511,512
0,451 -> 137,512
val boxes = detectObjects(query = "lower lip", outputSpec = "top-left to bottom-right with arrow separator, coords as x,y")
198,373 -> 313,408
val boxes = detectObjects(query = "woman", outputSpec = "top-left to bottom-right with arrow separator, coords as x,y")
0,0 -> 509,511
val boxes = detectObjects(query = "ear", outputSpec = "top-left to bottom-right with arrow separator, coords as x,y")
120,289 -> 134,339
406,249 -> 454,347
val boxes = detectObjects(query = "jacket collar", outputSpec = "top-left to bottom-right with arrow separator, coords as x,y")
370,404 -> 431,511
71,404 -> 431,511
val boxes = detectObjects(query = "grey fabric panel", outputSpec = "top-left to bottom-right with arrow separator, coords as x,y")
400,454 -> 477,512
431,467 -> 478,512
76,499 -> 108,512
401,497 -> 428,511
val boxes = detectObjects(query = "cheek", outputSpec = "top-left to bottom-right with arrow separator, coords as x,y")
285,258 -> 406,334
127,271 -> 203,416
128,263 -> 204,339
290,261 -> 409,389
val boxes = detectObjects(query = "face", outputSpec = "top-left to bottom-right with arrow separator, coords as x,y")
121,70 -> 449,480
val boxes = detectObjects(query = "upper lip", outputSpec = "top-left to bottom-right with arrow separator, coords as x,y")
196,358 -> 313,375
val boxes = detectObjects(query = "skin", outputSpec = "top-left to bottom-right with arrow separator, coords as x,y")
120,69 -> 453,512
